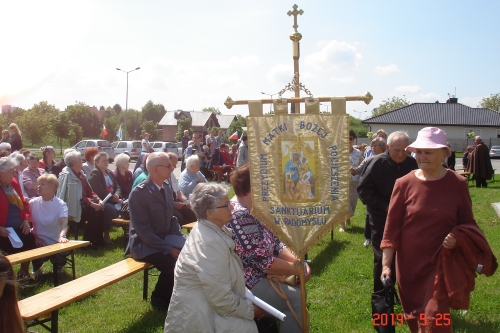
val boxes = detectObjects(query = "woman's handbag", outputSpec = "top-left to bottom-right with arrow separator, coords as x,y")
371,276 -> 395,333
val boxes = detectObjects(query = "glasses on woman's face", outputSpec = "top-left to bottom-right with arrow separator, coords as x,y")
216,201 -> 234,210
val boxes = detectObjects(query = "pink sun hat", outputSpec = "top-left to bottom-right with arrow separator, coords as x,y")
405,127 -> 451,157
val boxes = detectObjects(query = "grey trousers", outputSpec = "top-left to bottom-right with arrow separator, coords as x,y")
251,277 -> 304,333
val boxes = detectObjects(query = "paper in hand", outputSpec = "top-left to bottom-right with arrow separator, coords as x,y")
6,227 -> 23,248
102,192 -> 113,204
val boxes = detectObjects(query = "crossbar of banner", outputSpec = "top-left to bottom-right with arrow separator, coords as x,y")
224,92 -> 373,109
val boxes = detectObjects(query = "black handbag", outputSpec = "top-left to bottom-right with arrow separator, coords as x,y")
371,276 -> 395,333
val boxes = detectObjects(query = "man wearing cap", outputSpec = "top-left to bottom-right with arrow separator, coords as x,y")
357,130 -> 418,294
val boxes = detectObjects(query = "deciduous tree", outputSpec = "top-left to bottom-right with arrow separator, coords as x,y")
141,120 -> 159,141
479,93 -> 500,111
202,107 -> 222,115
371,96 -> 410,117
65,102 -> 101,137
142,100 -> 166,123
175,117 -> 193,142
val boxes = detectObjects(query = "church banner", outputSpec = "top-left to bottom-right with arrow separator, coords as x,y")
247,112 -> 350,258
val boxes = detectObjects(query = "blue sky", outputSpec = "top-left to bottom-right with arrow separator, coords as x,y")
1,0 -> 499,119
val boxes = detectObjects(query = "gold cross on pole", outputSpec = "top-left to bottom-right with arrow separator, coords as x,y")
287,4 -> 304,32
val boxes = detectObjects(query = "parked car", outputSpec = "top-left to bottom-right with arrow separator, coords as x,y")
490,146 -> 500,159
151,142 -> 183,160
72,140 -> 115,162
111,141 -> 142,161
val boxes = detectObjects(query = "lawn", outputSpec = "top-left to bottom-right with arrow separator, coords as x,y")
18,179 -> 500,333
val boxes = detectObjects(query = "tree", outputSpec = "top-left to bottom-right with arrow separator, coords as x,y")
227,115 -> 246,143
103,117 -> 120,142
65,102 -> 101,137
113,104 -> 123,114
119,108 -> 141,140
52,113 -> 73,152
141,120 -> 159,141
67,123 -> 83,146
142,100 -> 166,123
175,117 -> 193,142
371,96 -> 410,117
202,107 -> 221,115
479,93 -> 500,111
16,102 -> 60,146
349,116 -> 369,139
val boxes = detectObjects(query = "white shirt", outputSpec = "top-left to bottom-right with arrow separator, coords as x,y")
170,173 -> 180,193
141,139 -> 150,153
29,196 -> 68,245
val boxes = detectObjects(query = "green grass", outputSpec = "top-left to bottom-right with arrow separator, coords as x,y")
17,180 -> 500,333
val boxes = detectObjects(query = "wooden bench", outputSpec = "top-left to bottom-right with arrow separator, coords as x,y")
458,171 -> 472,182
112,218 -> 130,225
7,241 -> 90,286
181,221 -> 197,233
18,258 -> 152,333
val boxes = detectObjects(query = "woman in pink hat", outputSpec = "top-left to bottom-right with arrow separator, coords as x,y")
380,127 -> 481,332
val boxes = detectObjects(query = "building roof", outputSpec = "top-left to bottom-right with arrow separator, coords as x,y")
89,106 -> 102,120
216,115 -> 237,129
363,103 -> 500,127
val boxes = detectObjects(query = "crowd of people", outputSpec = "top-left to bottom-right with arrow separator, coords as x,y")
0,123 -> 497,333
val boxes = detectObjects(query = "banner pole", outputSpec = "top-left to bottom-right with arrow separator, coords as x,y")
299,256 -> 309,333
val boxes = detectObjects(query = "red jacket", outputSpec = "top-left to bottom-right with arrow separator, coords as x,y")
0,177 -> 30,227
432,224 -> 498,309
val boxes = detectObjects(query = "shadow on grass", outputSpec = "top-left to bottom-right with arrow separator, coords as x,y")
117,309 -> 166,333
344,225 -> 365,235
310,239 -> 348,276
452,314 -> 500,333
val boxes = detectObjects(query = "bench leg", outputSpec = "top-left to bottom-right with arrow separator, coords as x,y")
52,310 -> 59,333
143,268 -> 149,300
53,261 -> 59,287
71,250 -> 76,280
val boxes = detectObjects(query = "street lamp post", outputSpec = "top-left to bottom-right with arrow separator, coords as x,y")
353,110 -> 367,119
116,67 -> 140,140
261,91 -> 280,113
320,103 -> 330,113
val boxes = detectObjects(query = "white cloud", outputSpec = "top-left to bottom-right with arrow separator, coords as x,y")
412,92 -> 441,103
230,55 -> 260,67
305,40 -> 362,71
374,64 -> 400,75
330,76 -> 356,84
267,64 -> 293,84
395,85 -> 421,93
459,97 -> 482,108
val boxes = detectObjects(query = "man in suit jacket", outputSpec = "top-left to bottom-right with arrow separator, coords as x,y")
126,152 -> 185,311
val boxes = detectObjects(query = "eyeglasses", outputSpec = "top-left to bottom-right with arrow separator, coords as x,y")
215,201 -> 234,210
349,137 -> 355,140
157,164 -> 172,169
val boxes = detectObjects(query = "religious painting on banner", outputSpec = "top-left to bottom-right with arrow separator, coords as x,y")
247,110 -> 349,258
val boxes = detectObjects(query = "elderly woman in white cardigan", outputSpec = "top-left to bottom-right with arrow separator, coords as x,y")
165,183 -> 262,333
56,150 -> 105,248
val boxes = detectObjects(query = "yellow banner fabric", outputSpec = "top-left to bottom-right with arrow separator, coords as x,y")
247,114 -> 350,258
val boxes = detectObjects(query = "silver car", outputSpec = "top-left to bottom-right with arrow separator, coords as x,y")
72,140 -> 115,162
151,142 -> 183,160
111,141 -> 142,161
490,146 -> 500,159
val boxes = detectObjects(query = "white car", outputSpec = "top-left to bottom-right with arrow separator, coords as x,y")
490,146 -> 500,159
151,142 -> 183,160
111,141 -> 142,161
72,140 -> 115,162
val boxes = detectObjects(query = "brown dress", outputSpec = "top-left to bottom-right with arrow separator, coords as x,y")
381,170 -> 477,333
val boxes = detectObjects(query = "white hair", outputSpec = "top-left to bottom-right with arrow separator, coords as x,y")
64,151 -> 82,167
9,152 -> 25,165
190,183 -> 228,219
185,155 -> 200,169
387,131 -> 409,147
0,156 -> 18,173
114,153 -> 130,168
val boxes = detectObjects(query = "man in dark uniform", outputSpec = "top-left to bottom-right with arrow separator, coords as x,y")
358,131 -> 418,294
126,152 -> 185,311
